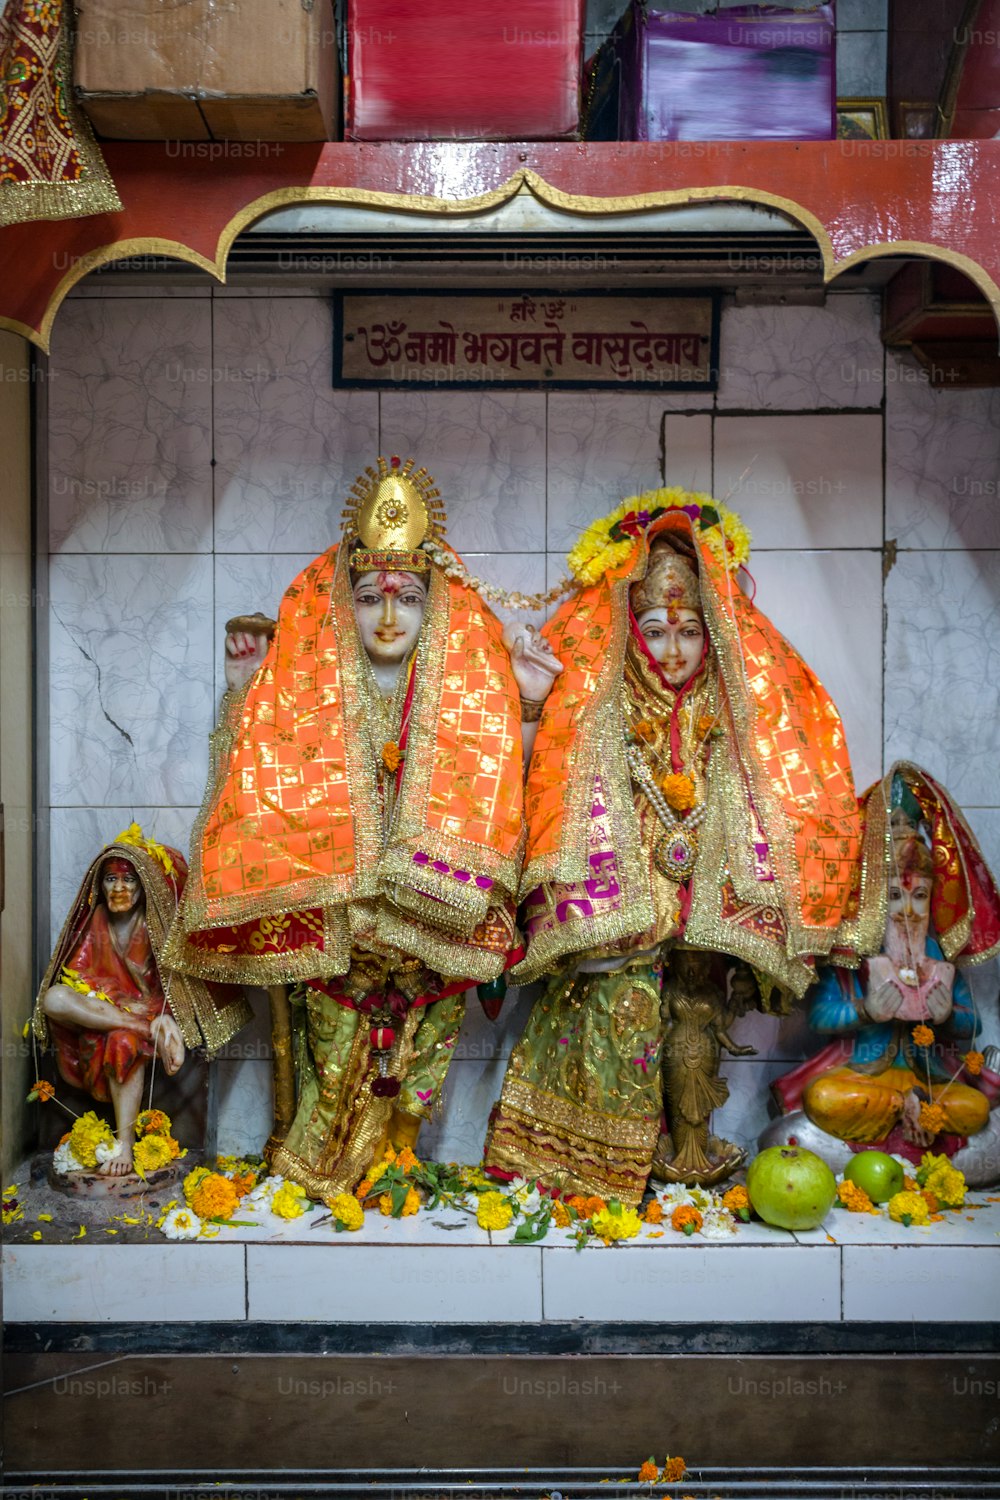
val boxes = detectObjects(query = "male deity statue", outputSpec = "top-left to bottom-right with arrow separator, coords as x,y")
164,457 -> 559,1198
767,765 -> 1000,1178
34,828 -> 249,1174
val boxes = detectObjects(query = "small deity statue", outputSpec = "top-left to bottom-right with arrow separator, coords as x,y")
766,764 -> 1000,1180
164,458 -> 559,1198
33,827 -> 250,1176
652,950 -> 757,1186
483,490 -> 862,1205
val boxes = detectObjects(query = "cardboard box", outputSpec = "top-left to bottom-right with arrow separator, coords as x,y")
347,0 -> 583,141
75,0 -> 339,141
586,3 -> 835,142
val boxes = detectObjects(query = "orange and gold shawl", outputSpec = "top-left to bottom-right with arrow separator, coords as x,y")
517,511 -> 861,995
165,543 -> 524,986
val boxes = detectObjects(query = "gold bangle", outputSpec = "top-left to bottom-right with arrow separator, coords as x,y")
520,698 -> 545,723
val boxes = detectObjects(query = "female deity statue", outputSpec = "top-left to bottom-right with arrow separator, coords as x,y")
767,763 -> 1000,1181
483,491 -> 862,1205
164,457 -> 558,1199
33,827 -> 250,1175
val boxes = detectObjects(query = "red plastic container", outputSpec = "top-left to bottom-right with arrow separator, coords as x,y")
347,0 -> 584,141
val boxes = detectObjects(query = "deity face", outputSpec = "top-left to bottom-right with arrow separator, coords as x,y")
352,570 -> 427,669
636,606 -> 705,687
883,871 -> 932,964
101,861 -> 142,916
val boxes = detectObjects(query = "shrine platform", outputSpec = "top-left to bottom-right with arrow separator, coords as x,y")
5,1190 -> 1000,1326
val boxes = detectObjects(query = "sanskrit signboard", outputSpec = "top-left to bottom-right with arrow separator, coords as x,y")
333,293 -> 717,390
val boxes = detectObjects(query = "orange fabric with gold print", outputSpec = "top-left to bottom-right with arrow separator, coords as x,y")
197,542 -> 522,925
524,510 -> 859,937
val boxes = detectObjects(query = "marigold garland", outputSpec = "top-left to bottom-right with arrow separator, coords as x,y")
113,821 -> 176,877
918,1101 -> 946,1136
566,488 -> 751,588
27,1079 -> 55,1103
963,1051 -> 985,1076
381,741 -> 402,773
658,772 -> 696,812
911,1024 -> 935,1048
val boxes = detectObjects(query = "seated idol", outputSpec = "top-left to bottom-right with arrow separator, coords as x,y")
35,828 -> 249,1174
483,490 -> 862,1205
767,764 -> 1000,1180
164,458 -> 559,1199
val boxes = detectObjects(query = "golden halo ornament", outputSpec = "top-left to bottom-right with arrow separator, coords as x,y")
343,456 -> 446,573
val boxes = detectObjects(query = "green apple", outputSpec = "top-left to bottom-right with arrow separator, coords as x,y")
746,1145 -> 837,1231
843,1150 -> 904,1204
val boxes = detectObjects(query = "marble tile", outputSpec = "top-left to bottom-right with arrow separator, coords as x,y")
48,552 -> 212,810
541,1242 -> 840,1321
716,294 -> 884,411
713,1058 -> 792,1159
215,1058 -> 274,1160
965,954 -> 1000,1053
247,1243 -> 543,1320
884,550 -> 1000,807
836,29 -> 888,96
380,390 -> 547,553
714,415 -> 883,548
836,0 -> 888,28
798,1199 -> 1000,1249
213,551 -> 315,701
48,298 -> 213,554
455,552 -> 547,632
748,550 -> 883,790
546,393 -> 667,550
3,1244 -> 246,1321
419,1057 -> 510,1166
213,297 -> 378,554
842,1246 -> 1000,1321
886,350 -> 1000,549
48,806 -> 198,951
663,412 -> 713,492
49,554 -> 214,808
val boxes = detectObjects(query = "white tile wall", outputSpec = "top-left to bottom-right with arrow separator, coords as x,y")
40,286 -> 1000,1179
3,1244 -> 247,1321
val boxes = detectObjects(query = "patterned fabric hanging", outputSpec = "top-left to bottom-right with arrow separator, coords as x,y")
0,0 -> 120,227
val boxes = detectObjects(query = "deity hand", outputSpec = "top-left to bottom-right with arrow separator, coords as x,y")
922,978 -> 954,1025
717,1030 -> 757,1058
503,623 -> 563,710
901,1087 -> 935,1147
150,1014 -> 185,1075
223,613 -> 277,693
861,956 -> 904,1022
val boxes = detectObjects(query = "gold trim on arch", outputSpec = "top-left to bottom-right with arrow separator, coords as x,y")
3,168 -> 1000,351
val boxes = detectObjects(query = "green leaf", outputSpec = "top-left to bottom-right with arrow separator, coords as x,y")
389,1179 -> 410,1216
699,504 -> 719,527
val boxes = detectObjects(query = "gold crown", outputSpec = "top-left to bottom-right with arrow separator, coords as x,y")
343,457 -> 446,572
631,543 -> 701,617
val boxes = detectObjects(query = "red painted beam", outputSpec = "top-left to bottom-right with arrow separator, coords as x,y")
2,140 -> 998,349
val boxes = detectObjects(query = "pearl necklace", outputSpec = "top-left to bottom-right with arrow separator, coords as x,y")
625,743 -> 707,882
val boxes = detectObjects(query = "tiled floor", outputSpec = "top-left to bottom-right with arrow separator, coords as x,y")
5,1196 -> 999,1325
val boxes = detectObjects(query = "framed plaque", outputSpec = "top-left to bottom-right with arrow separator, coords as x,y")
333,291 -> 718,391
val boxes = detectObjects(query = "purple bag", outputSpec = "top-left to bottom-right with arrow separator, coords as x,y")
586,3 -> 836,141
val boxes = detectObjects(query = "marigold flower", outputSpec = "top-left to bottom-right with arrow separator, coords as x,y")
230,1170 -> 257,1200
911,1024 -> 935,1048
190,1173 -> 240,1222
721,1185 -> 750,1215
921,1190 -> 939,1213
182,1166 -> 211,1205
27,1079 -> 55,1103
592,1203 -> 642,1243
638,1459 -> 659,1483
633,719 -> 656,743
270,1181 -> 308,1219
552,1200 -> 572,1228
658,772 -> 696,812
396,1146 -> 420,1172
476,1191 -> 514,1231
696,713 -> 716,738
918,1101 -> 946,1136
643,1199 -> 665,1224
68,1111 -> 117,1171
917,1152 -> 967,1208
671,1204 -> 703,1236
328,1193 -> 364,1232
662,1455 -> 687,1482
888,1190 -> 930,1227
135,1108 -> 170,1137
837,1180 -> 878,1214
963,1051 -> 985,1076
401,1186 -> 421,1217
132,1135 -> 176,1178
381,741 -> 402,773
355,1179 -> 373,1200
